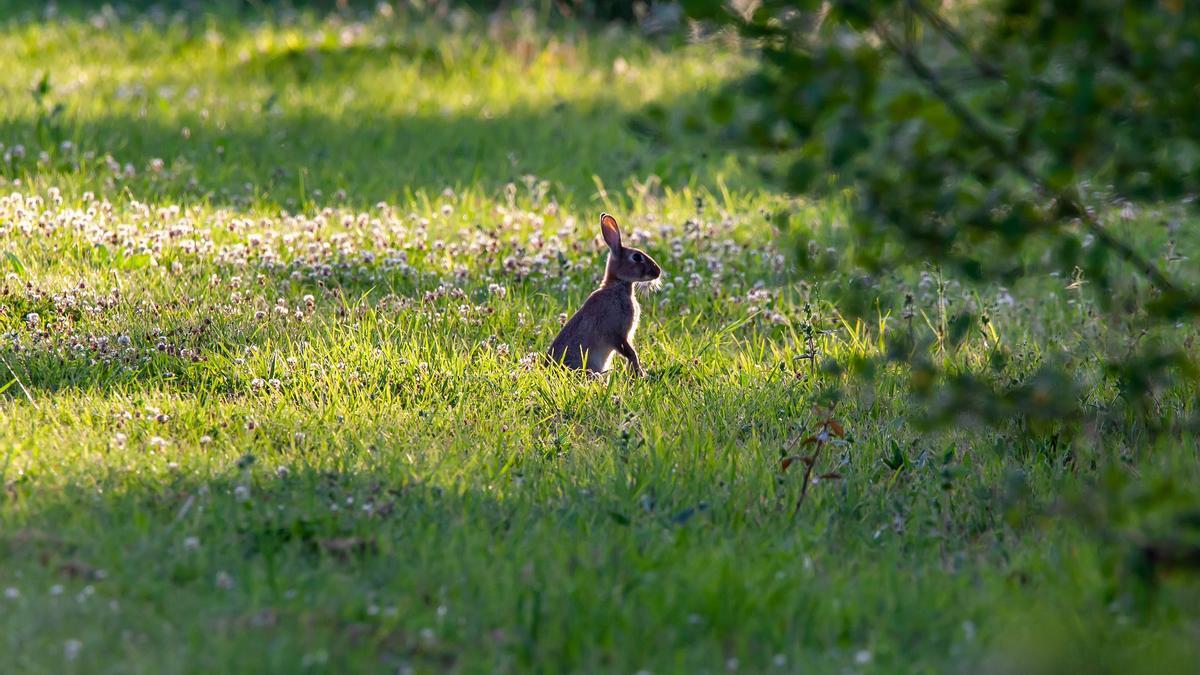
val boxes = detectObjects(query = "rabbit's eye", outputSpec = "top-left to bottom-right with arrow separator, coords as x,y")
631,252 -> 644,263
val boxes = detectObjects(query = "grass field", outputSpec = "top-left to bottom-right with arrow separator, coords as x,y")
2,3 -> 1199,674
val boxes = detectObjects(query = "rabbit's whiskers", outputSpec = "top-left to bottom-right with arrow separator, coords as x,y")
638,278 -> 663,294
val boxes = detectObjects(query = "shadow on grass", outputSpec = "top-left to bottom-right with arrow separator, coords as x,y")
0,467 -> 579,672
0,444 -> 795,672
0,0 -> 742,207
2,100 -> 745,208
4,439 -> 1187,674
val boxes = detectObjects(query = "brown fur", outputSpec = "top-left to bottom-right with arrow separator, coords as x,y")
549,213 -> 662,375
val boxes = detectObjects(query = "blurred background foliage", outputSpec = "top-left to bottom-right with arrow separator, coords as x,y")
4,0 -> 673,24
670,0 -> 1200,619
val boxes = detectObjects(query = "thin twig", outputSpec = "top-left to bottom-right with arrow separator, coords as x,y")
903,1 -> 1026,87
905,0 -> 1061,99
791,424 -> 830,518
792,449 -> 821,518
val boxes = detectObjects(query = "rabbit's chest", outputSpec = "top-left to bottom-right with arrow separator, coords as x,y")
626,296 -> 641,338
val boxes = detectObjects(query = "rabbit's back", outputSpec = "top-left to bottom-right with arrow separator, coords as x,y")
549,285 -> 638,373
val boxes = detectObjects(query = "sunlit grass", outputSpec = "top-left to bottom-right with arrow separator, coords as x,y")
1,3 -> 1198,674
0,3 -> 753,208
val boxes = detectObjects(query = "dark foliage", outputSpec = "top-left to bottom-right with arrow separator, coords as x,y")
683,0 -> 1199,428
681,0 -> 1200,592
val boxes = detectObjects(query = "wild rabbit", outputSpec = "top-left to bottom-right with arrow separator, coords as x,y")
549,213 -> 662,375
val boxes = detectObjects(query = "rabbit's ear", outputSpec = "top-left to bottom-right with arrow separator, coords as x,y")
600,213 -> 622,252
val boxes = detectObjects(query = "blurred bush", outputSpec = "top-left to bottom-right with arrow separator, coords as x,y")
16,0 -> 680,24
677,0 -> 1200,614
678,0 -> 1199,428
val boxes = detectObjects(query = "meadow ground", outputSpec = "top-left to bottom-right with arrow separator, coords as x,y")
1,3 -> 1199,674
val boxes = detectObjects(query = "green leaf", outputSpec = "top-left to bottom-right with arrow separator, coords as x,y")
947,313 -> 974,348
122,252 -> 153,270
679,0 -> 726,21
709,93 -> 734,125
606,511 -> 631,526
32,71 -> 50,101
3,251 -> 25,276
785,157 -> 820,193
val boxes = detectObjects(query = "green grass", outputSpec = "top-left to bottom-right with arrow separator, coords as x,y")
2,4 -> 1199,674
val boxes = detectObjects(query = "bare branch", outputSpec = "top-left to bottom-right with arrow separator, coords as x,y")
904,1 -> 1062,97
